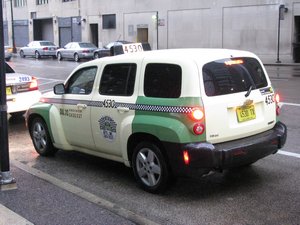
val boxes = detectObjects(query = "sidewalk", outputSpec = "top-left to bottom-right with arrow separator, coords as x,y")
0,163 -> 139,225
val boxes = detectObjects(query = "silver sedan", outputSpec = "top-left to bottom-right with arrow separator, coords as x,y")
19,41 -> 58,59
56,42 -> 97,62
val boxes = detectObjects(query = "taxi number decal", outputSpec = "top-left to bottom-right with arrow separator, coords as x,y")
19,76 -> 31,82
122,43 -> 143,54
265,94 -> 275,105
103,99 -> 115,108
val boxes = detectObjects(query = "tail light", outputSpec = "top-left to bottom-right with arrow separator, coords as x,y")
275,93 -> 280,116
29,77 -> 38,91
183,150 -> 190,165
189,107 -> 204,121
82,49 -> 89,53
189,107 -> 205,135
42,47 -> 49,51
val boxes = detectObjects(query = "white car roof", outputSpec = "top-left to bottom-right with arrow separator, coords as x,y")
78,48 -> 260,69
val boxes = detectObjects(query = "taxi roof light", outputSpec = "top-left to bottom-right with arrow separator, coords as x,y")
29,77 -> 38,91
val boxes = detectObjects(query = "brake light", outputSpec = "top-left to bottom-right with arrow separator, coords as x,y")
183,150 -> 190,165
224,59 -> 244,66
42,47 -> 49,51
275,93 -> 280,103
82,49 -> 89,53
190,107 -> 204,121
29,77 -> 38,91
275,93 -> 281,116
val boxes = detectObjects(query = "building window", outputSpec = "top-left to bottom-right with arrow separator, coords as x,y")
36,0 -> 48,5
102,14 -> 116,29
14,0 -> 27,7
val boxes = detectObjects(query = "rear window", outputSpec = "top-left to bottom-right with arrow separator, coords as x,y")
202,58 -> 268,96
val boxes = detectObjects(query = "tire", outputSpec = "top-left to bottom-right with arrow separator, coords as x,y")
30,117 -> 57,156
74,53 -> 80,62
94,52 -> 99,59
132,142 -> 171,193
20,50 -> 25,58
57,52 -> 62,61
35,51 -> 41,59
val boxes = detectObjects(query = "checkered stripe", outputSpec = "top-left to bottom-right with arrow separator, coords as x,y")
43,98 -> 193,114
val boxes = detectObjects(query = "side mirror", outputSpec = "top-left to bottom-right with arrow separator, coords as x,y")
54,83 -> 65,95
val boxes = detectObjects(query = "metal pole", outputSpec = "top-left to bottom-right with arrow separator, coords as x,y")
0,0 -> 16,190
156,11 -> 159,50
10,0 -> 17,53
276,5 -> 284,63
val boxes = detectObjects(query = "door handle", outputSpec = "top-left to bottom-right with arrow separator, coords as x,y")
117,106 -> 130,113
77,103 -> 87,110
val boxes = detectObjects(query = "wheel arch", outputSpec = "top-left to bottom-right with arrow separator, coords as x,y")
127,132 -> 170,168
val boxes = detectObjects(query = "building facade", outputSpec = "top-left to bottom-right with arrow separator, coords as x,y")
2,0 -> 300,63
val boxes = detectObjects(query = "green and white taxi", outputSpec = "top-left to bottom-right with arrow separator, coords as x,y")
26,48 -> 287,193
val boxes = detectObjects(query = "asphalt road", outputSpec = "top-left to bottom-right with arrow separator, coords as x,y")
3,57 -> 300,225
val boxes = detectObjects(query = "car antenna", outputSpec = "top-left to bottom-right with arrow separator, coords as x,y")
117,34 -> 121,42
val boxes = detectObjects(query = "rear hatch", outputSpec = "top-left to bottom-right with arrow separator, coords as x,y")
200,57 -> 277,144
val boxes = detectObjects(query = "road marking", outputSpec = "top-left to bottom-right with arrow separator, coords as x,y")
281,102 -> 300,107
278,150 -> 300,159
0,204 -> 34,225
38,80 -> 61,86
11,159 -> 159,225
37,77 -> 64,82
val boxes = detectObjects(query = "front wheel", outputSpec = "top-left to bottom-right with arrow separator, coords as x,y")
57,52 -> 62,61
20,50 -> 25,58
132,142 -> 171,193
30,117 -> 57,156
94,52 -> 99,59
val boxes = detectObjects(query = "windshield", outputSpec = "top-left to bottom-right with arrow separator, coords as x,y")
4,62 -> 15,73
79,43 -> 96,48
40,41 -> 55,46
202,57 -> 268,96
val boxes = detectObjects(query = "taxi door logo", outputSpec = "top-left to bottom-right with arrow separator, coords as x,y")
98,116 -> 117,141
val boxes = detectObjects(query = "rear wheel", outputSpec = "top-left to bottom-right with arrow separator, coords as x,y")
74,53 -> 80,62
35,51 -> 41,59
30,117 -> 57,156
132,142 -> 171,193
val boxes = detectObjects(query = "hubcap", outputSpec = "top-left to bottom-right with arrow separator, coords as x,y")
136,148 -> 162,187
32,122 -> 47,151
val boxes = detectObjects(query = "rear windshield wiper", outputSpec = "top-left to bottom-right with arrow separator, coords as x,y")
245,85 -> 253,98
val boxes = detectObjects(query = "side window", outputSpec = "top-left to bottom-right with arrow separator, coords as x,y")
144,63 -> 182,98
99,63 -> 136,96
65,66 -> 97,94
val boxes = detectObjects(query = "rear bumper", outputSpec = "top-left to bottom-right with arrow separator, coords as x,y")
165,122 -> 287,177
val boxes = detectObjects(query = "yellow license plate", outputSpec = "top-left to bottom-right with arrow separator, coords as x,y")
6,87 -> 12,95
236,105 -> 256,122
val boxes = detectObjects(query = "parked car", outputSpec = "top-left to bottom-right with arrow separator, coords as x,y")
20,41 -> 58,59
93,41 -> 131,59
93,41 -> 151,59
4,62 -> 41,117
26,48 -> 287,193
5,46 -> 13,61
56,42 -> 97,62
